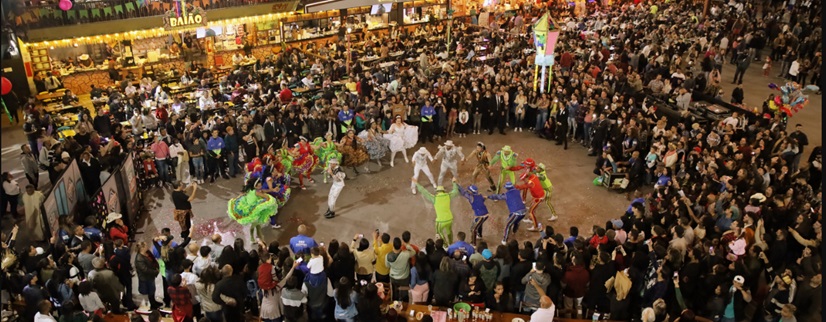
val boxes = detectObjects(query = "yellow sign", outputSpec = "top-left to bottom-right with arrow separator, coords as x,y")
163,5 -> 207,30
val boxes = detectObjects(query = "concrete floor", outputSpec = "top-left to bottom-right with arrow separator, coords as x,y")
1,51 -> 822,249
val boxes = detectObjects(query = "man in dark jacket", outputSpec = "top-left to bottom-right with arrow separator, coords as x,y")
224,126 -> 240,178
555,104 -> 569,149
509,249 -> 533,308
90,257 -> 125,313
78,151 -> 102,194
213,265 -> 246,321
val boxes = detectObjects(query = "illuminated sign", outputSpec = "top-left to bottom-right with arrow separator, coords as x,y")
163,1 -> 207,30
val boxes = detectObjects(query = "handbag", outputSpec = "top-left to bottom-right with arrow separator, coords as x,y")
593,176 -> 604,186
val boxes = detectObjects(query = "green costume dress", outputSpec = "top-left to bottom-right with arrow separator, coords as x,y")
491,146 -> 518,194
536,164 -> 557,217
416,182 -> 460,244
227,190 -> 276,225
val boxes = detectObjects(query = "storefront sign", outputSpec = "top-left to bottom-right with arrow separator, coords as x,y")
271,0 -> 299,12
163,5 -> 208,30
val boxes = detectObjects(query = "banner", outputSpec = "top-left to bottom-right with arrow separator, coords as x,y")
101,172 -> 121,214
121,154 -> 140,225
545,31 -> 559,56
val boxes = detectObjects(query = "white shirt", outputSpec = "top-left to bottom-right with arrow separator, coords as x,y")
3,179 -> 21,195
530,304 -> 555,321
34,312 -> 57,322
79,292 -> 106,313
412,149 -> 434,167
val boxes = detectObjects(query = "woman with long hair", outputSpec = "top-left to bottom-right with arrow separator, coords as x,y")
409,252 -> 431,303
358,121 -> 390,171
355,283 -> 382,322
333,277 -> 358,322
195,266 -> 223,322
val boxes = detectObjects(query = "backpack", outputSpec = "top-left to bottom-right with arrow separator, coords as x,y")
478,263 -> 499,291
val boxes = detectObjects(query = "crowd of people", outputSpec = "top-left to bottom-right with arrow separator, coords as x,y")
1,0 -> 823,321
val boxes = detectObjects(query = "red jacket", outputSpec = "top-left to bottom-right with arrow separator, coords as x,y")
562,265 -> 590,298
108,225 -> 129,245
515,176 -> 545,199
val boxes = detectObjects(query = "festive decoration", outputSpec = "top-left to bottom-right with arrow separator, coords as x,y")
532,12 -> 559,93
0,77 -> 11,95
767,82 -> 809,117
59,0 -> 73,11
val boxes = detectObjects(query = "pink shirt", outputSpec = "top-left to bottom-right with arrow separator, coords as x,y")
151,141 -> 170,160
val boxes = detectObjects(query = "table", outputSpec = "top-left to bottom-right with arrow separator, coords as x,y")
402,303 -> 622,322
44,104 -> 81,115
402,303 -> 531,322
390,51 -> 405,57
36,91 -> 64,102
379,61 -> 397,69
359,56 -> 382,64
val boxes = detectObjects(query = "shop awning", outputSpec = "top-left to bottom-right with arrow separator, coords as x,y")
304,0 -> 410,13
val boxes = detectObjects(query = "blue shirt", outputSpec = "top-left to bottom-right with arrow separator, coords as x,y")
626,197 -> 645,214
334,291 -> 359,319
338,110 -> 353,122
206,137 -> 225,151
447,241 -> 475,256
421,105 -> 436,122
289,234 -> 318,255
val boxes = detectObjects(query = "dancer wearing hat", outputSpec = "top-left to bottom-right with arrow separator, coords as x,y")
315,133 -> 343,183
487,182 -> 527,245
290,136 -> 318,190
489,146 -> 519,194
435,140 -> 465,186
465,142 -> 496,192
510,158 -> 538,201
411,147 -> 437,194
535,163 -> 558,220
384,115 -> 418,167
324,158 -> 346,219
458,184 -> 490,245
515,172 -> 547,232
413,178 -> 460,244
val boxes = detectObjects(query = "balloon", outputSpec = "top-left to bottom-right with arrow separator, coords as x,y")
0,77 -> 10,95
768,83 -> 778,89
59,0 -> 72,11
774,96 -> 782,105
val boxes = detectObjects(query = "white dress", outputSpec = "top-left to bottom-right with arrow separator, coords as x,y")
384,123 -> 418,152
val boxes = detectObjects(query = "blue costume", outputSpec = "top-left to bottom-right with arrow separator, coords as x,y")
487,182 -> 527,244
459,184 -> 490,245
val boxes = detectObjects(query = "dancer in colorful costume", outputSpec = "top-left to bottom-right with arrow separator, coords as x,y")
324,158 -> 346,219
411,147 -> 437,194
228,178 -> 277,243
535,163 -> 558,221
489,145 -> 519,194
384,115 -> 418,167
458,184 -> 490,245
514,172 -> 546,232
359,121 -> 390,171
487,182 -> 527,245
337,129 -> 369,176
315,133 -> 343,183
465,142 -> 496,192
290,136 -> 318,190
435,140 -> 465,186
413,178 -> 459,244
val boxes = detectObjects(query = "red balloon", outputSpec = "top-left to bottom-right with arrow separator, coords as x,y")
0,77 -> 11,95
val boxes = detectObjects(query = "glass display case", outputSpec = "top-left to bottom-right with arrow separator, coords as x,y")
403,0 -> 447,25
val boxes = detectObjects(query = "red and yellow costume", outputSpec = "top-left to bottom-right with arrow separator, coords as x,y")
291,140 -> 318,188
515,173 -> 546,230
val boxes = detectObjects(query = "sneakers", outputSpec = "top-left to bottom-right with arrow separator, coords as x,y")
527,227 -> 540,232
549,215 -> 559,221
324,209 -> 336,219
501,240 -> 507,245
271,223 -> 282,229
522,218 -> 533,223
412,188 -> 417,194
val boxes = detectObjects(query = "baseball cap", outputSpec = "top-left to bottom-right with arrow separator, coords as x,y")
482,249 -> 493,260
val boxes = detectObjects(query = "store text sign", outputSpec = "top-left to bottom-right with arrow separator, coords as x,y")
163,6 -> 208,30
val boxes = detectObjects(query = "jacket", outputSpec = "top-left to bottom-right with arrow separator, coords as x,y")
459,185 -> 489,217
521,270 -> 551,308
562,265 -> 590,298
487,188 -> 526,213
135,252 -> 160,281
417,182 -> 459,222
515,175 -> 545,199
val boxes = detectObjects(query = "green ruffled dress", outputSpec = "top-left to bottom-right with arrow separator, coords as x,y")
227,190 -> 276,225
